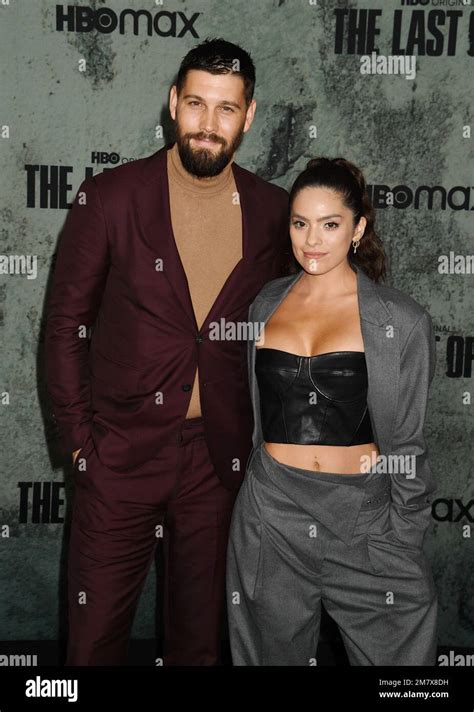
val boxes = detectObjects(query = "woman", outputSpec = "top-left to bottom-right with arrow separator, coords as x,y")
226,157 -> 438,666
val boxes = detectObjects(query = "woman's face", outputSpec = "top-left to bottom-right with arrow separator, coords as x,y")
289,186 -> 366,275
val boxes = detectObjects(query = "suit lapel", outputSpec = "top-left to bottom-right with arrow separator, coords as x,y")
138,142 -> 255,334
138,143 -> 197,329
198,161 -> 252,331
250,264 -> 399,455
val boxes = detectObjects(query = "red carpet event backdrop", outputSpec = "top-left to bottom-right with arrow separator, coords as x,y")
1,0 -> 473,657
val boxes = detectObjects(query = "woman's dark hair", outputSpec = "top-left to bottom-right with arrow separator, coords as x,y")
176,38 -> 256,107
288,157 -> 387,282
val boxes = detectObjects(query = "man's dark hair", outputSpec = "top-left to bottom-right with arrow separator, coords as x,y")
176,38 -> 256,106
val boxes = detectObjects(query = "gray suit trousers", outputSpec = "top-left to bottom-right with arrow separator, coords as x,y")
226,443 -> 438,666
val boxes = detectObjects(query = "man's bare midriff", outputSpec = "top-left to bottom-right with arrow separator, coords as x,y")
185,367 -> 203,419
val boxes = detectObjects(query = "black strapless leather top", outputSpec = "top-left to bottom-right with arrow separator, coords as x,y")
255,348 -> 375,446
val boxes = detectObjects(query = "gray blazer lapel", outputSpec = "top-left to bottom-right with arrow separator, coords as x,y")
247,272 -> 301,451
356,265 -> 399,455
247,264 -> 399,457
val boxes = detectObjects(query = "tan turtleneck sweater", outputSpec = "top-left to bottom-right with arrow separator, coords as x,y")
167,142 -> 242,418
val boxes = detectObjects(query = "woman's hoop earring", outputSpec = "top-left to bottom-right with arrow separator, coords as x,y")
352,236 -> 361,253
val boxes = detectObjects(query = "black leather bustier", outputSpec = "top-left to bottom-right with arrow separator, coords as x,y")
255,348 -> 375,446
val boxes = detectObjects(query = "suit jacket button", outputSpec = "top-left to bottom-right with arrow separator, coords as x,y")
196,335 -> 203,343
182,384 -> 191,391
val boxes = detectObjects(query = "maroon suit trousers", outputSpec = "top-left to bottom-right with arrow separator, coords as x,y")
66,416 -> 238,666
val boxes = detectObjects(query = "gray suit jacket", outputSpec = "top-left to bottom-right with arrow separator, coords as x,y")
247,263 -> 437,548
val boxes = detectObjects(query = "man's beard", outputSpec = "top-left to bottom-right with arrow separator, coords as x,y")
175,124 -> 245,178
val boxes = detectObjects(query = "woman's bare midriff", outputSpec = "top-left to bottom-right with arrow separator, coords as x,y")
263,442 -> 380,475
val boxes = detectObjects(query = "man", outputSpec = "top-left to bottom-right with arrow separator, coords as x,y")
45,38 -> 290,666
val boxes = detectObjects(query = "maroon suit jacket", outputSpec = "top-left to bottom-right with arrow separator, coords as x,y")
45,142 -> 290,490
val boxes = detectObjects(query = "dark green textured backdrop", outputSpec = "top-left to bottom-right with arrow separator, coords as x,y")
1,0 -> 473,651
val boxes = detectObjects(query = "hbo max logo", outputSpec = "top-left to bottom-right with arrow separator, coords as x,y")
55,5 -> 200,38
90,152 -> 137,165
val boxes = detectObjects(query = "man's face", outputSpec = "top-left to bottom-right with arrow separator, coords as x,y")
169,69 -> 256,177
